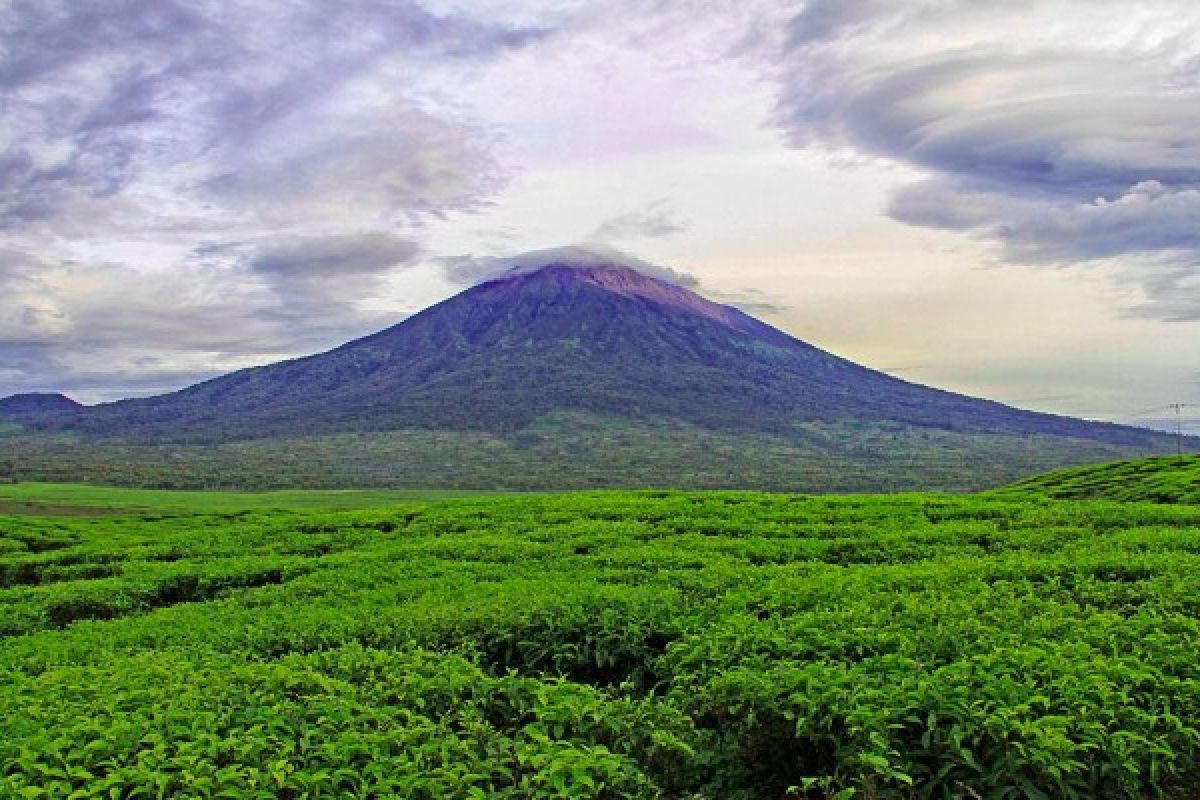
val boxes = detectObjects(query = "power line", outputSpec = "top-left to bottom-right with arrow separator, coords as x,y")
1169,403 -> 1188,457
1122,404 -> 1176,420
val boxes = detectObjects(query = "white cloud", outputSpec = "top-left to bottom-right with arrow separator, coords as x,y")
437,243 -> 699,286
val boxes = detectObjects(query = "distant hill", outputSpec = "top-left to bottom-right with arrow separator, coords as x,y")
997,454 -> 1200,503
0,251 -> 1188,489
0,393 -> 81,416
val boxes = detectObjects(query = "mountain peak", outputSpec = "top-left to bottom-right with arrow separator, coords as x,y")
452,244 -> 700,289
495,260 -> 658,287
478,247 -> 766,336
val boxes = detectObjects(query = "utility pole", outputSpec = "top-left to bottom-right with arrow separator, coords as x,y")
1169,403 -> 1186,458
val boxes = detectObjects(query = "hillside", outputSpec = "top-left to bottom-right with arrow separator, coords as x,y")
0,393 -> 81,416
0,412 -> 1159,492
998,453 -> 1200,503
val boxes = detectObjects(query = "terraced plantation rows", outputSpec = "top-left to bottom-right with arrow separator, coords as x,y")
4,488 -> 1200,798
998,454 -> 1200,504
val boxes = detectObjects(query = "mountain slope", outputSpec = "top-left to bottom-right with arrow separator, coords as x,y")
6,261 -> 1180,453
0,393 -> 81,416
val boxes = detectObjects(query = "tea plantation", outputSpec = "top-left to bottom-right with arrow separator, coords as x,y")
997,454 -> 1200,504
3,482 -> 1200,798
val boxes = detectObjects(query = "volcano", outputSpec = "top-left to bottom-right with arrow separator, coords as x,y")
7,254 -> 1173,447
2,250 -> 1182,489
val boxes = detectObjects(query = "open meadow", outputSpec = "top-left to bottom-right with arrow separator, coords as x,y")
4,466 -> 1200,799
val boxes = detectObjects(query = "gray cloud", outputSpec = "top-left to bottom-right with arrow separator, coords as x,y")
0,251 -> 68,352
0,0 -> 544,228
704,288 -> 788,316
437,243 -> 700,287
784,0 -> 884,47
240,233 -> 422,345
806,53 -> 1200,196
773,0 -> 1200,319
0,1 -> 545,399
247,233 -> 422,278
0,246 -> 410,401
890,180 -> 1200,265
592,202 -> 688,241
0,248 -> 36,281
1119,256 -> 1200,323
197,108 -> 502,225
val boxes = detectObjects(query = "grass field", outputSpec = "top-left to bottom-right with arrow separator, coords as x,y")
4,480 -> 1200,798
996,453 -> 1200,504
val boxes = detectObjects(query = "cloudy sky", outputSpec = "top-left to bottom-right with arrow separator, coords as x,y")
2,0 -> 1199,431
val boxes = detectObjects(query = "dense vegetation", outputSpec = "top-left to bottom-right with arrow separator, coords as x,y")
0,412 -> 1159,492
4,483 -> 1200,798
0,483 -> 492,516
997,454 -> 1200,504
0,394 -> 80,415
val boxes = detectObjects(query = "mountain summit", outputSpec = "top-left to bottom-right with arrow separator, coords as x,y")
8,250 -> 1171,457
478,260 -> 785,341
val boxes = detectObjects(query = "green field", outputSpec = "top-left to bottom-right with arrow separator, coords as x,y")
0,482 -> 503,516
4,479 -> 1200,798
996,454 -> 1200,504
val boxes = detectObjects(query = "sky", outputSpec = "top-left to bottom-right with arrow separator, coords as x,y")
2,0 -> 1199,432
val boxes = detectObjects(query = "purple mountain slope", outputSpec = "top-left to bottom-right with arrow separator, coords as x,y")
2,256 -> 1181,453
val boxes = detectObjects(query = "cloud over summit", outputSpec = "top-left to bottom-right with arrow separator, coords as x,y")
438,244 -> 700,287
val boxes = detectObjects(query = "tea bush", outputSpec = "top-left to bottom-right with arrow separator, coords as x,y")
3,489 -> 1200,797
